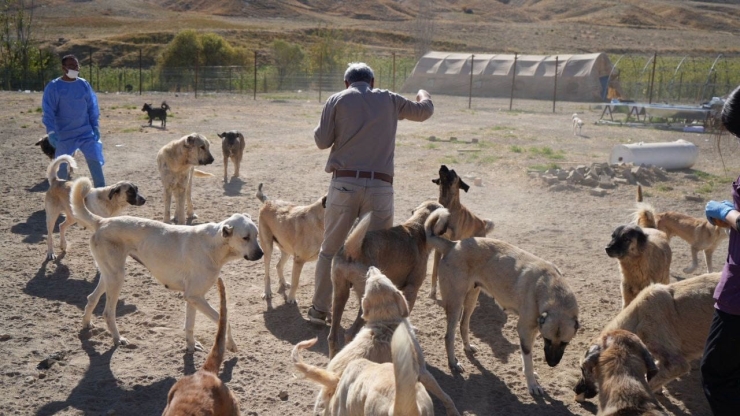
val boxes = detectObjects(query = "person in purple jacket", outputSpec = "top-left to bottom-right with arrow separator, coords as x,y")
702,84 -> 740,415
42,54 -> 105,187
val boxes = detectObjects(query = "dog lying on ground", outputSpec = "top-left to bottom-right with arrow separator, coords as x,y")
293,267 -> 459,416
256,183 -> 326,303
574,329 -> 666,416
157,133 -> 215,224
425,208 -> 580,395
429,165 -> 494,300
45,155 -> 146,260
634,186 -> 727,274
574,273 -> 719,399
218,131 -> 246,183
605,222 -> 671,309
572,113 -> 584,136
142,101 -> 170,128
71,176 -> 263,352
162,278 -> 241,415
35,134 -> 55,159
328,200 -> 443,358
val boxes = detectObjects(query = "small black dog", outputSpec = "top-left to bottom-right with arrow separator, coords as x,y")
35,135 -> 56,159
142,101 -> 171,128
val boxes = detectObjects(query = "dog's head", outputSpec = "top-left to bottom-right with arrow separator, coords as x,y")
361,266 -> 409,323
183,133 -> 215,166
538,307 -> 579,368
35,135 -> 56,159
220,213 -> 263,262
218,130 -> 243,147
407,200 -> 443,225
108,181 -> 147,207
605,224 -> 648,259
573,329 -> 659,402
142,103 -> 152,112
572,113 -> 579,119
432,165 -> 470,198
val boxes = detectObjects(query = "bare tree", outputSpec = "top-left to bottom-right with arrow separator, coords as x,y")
413,0 -> 435,60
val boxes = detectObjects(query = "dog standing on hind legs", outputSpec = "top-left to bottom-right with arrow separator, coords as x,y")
218,130 -> 246,183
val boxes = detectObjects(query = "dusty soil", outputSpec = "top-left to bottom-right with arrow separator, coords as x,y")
1,89 -> 736,415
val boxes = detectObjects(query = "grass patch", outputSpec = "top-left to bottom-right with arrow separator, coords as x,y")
510,145 -> 523,153
693,170 -> 735,194
21,124 -> 28,128
529,146 -> 565,160
655,184 -> 673,192
35,107 -> 42,113
121,128 -> 139,133
425,143 -> 438,150
477,155 -> 499,165
439,155 -> 460,165
528,163 -> 561,172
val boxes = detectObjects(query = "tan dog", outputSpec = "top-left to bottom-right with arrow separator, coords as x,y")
255,183 -> 326,303
163,278 -> 240,415
157,133 -> 215,224
605,223 -> 672,308
293,267 -> 459,416
575,273 -> 719,397
635,186 -> 727,274
425,208 -> 580,395
328,200 -> 443,358
218,130 -> 246,183
70,176 -> 263,352
574,329 -> 665,416
44,155 -> 146,260
429,164 -> 494,300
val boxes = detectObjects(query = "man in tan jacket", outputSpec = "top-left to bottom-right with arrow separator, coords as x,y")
308,62 -> 434,324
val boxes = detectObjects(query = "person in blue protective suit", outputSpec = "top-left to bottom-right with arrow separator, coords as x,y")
42,54 -> 105,187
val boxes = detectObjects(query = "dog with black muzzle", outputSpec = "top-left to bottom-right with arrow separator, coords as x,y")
218,130 -> 246,183
142,101 -> 170,128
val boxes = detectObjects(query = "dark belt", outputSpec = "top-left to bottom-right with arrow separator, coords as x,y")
333,169 -> 393,184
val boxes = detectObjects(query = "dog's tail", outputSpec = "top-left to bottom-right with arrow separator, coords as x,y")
424,208 -> 456,256
291,338 -> 340,390
71,177 -> 102,231
484,219 -> 495,235
161,101 -> 170,111
391,322 -> 424,416
192,169 -> 214,178
343,213 -> 372,260
632,185 -> 658,228
202,277 -> 227,374
47,155 -> 77,185
636,184 -> 643,203
256,183 -> 268,203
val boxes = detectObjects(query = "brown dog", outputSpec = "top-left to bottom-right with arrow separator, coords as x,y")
44,155 -> 146,260
575,273 -> 719,397
293,267 -> 459,416
157,133 -> 215,224
218,130 -> 246,183
425,208 -> 579,395
328,200 -> 443,358
429,165 -> 494,300
255,183 -> 326,303
605,223 -> 672,308
163,278 -> 240,415
574,329 -> 665,416
634,187 -> 727,274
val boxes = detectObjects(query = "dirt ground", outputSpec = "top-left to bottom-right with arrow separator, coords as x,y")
1,89 -> 736,415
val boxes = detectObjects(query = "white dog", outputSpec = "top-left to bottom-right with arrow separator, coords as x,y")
70,176 -> 263,352
572,113 -> 584,136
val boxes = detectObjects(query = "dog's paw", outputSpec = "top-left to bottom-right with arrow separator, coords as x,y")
46,252 -> 56,261
449,360 -> 465,373
187,341 -> 205,353
115,336 -> 130,347
464,343 -> 478,354
528,381 -> 545,396
682,265 -> 698,274
278,282 -> 291,291
285,296 -> 297,305
227,339 -> 238,353
428,290 -> 437,300
261,291 -> 273,300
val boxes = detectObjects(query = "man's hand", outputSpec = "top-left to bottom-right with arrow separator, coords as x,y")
416,89 -> 430,102
48,132 -> 59,147
706,200 -> 734,225
93,127 -> 100,142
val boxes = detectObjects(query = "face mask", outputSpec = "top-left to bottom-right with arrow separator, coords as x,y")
66,69 -> 79,79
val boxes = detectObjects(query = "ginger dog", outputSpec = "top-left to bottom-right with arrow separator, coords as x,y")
218,130 -> 246,183
163,278 -> 240,415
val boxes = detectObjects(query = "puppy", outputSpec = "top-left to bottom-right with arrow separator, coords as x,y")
255,183 -> 326,303
70,176 -> 263,352
574,329 -> 665,416
635,187 -> 727,274
329,200 -> 443,358
572,113 -> 584,136
605,224 -> 672,308
574,273 -> 719,396
425,208 -> 580,395
142,101 -> 170,128
35,134 -> 55,159
45,155 -> 146,260
293,267 -> 459,416
218,131 -> 246,183
162,278 -> 240,415
429,165 -> 494,300
157,133 -> 215,224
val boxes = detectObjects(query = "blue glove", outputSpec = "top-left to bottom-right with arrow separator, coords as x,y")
92,127 -> 100,142
705,200 -> 734,223
48,132 -> 59,147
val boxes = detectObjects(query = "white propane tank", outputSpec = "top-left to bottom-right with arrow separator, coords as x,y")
608,139 -> 698,170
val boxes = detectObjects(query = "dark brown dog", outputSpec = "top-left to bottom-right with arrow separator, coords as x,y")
35,135 -> 55,159
163,278 -> 241,415
218,131 -> 246,183
430,165 -> 494,299
142,101 -> 170,128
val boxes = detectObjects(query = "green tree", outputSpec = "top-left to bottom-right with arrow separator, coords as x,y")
307,27 -> 347,77
271,39 -> 304,90
0,0 -> 39,90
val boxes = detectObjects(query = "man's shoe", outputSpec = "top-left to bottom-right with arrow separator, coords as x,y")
307,306 -> 330,326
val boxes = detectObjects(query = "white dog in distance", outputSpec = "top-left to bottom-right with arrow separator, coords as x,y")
572,113 -> 584,136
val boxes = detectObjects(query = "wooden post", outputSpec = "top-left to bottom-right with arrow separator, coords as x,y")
509,53 -> 518,111
468,54 -> 474,109
319,49 -> 323,103
552,56 -> 559,113
138,49 -> 142,95
253,51 -> 257,100
89,47 -> 93,85
194,54 -> 198,98
648,51 -> 657,104
392,52 -> 396,91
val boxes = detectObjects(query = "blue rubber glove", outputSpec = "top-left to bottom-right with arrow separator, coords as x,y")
705,200 -> 734,223
48,132 -> 59,147
92,126 -> 101,142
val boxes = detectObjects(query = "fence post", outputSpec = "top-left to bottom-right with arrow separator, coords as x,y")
509,53 -> 518,111
253,51 -> 257,100
89,47 -> 93,86
319,49 -> 323,103
138,49 -> 142,95
648,51 -> 657,104
468,54 -> 474,109
195,55 -> 199,98
392,52 -> 396,91
552,56 -> 558,113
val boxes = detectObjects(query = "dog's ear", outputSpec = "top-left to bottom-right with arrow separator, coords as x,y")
108,185 -> 122,200
185,134 -> 198,147
574,319 -> 580,332
637,340 -> 659,381
538,312 -> 548,327
581,343 -> 601,379
458,177 -> 470,193
217,132 -> 224,138
321,196 -> 327,208
242,212 -> 252,220
393,290 -> 410,318
221,225 -> 233,238
432,178 -> 440,185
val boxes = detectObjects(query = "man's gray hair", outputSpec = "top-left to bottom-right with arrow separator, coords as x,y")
344,62 -> 374,84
